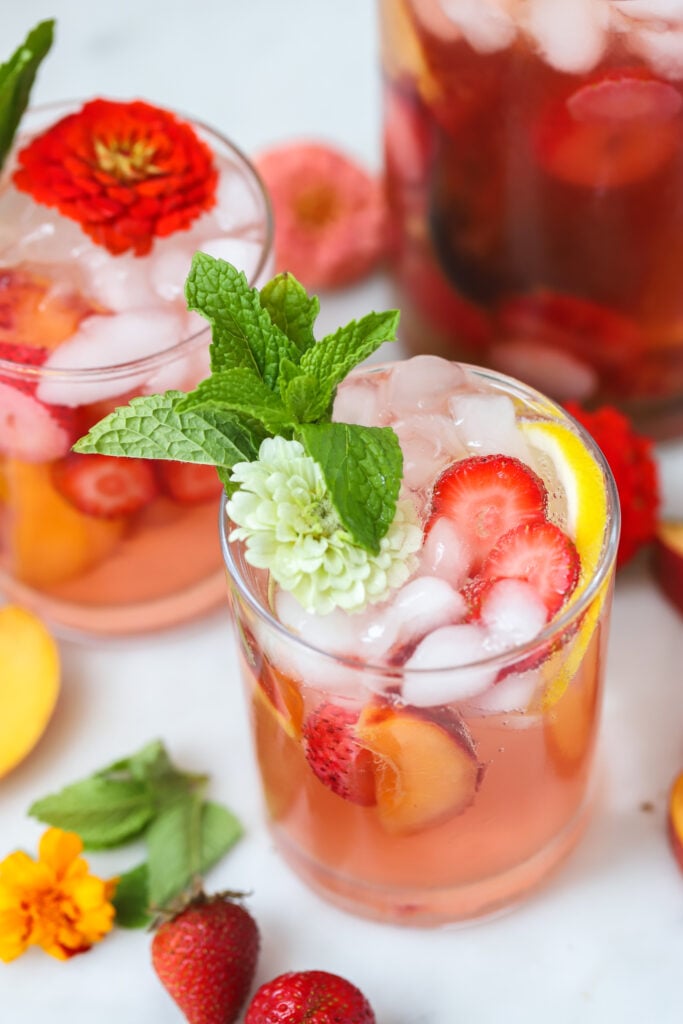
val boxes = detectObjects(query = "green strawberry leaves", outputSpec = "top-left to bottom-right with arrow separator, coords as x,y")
0,20 -> 54,172
76,255 -> 402,552
28,739 -> 243,928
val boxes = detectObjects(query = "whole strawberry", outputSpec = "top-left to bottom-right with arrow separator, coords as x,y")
244,970 -> 376,1024
151,892 -> 260,1024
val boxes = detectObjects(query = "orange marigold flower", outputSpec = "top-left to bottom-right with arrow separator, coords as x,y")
0,827 -> 117,962
13,98 -> 218,257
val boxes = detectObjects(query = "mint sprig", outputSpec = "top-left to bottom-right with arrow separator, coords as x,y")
0,20 -> 54,172
75,254 -> 402,552
28,739 -> 243,928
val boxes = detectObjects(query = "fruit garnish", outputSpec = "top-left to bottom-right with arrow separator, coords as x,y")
0,342 -> 77,462
302,702 -> 376,806
13,98 -> 218,257
563,402 -> 658,569
534,67 -> 683,188
356,704 -> 481,834
155,461 -> 224,505
255,142 -> 388,289
652,521 -> 683,616
668,771 -> 683,875
0,267 -> 96,351
426,454 -> 548,571
151,892 -> 260,1024
0,20 -> 53,171
480,521 -> 581,617
76,257 -> 422,614
544,630 -> 600,774
0,605 -> 59,778
254,662 -> 305,740
51,453 -> 158,519
244,969 -> 376,1024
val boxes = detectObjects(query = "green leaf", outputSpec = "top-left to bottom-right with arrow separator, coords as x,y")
112,863 -> 151,929
260,272 -> 319,354
300,310 -> 400,398
0,20 -> 54,171
282,373 -> 328,424
73,391 -> 264,468
146,795 -> 243,910
176,368 -> 295,435
29,778 -> 155,850
185,253 -> 299,386
298,422 -> 402,553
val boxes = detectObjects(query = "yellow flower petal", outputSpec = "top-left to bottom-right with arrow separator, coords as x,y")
38,828 -> 84,879
0,908 -> 30,963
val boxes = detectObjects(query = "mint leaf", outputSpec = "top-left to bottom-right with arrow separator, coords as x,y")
177,368 -> 295,435
146,795 -> 243,909
282,373 -> 328,424
300,311 -> 399,398
260,272 -> 319,354
186,253 -> 299,386
298,422 -> 403,553
112,863 -> 151,929
74,391 -> 264,468
98,739 -> 178,784
29,778 -> 155,850
0,20 -> 54,171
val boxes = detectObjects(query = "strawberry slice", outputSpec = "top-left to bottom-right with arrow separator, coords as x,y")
426,455 -> 548,571
302,702 -> 376,806
156,461 -> 224,505
480,520 -> 581,617
0,342 -> 77,463
51,453 -> 158,519
534,68 -> 683,189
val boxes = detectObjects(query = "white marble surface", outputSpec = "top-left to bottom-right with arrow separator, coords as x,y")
2,2 -> 683,1022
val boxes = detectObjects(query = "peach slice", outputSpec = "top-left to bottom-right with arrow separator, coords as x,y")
356,704 -> 482,834
668,771 -> 683,874
652,521 -> 683,617
254,662 -> 304,740
0,267 -> 97,352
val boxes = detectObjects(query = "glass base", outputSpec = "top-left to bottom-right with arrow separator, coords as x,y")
272,795 -> 594,927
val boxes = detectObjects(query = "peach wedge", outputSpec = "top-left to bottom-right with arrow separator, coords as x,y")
357,704 -> 482,834
668,771 -> 683,874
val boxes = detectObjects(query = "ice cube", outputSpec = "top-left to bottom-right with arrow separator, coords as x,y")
470,669 -> 542,716
418,516 -> 472,588
525,0 -> 608,74
479,578 -> 548,655
402,623 -> 497,705
198,236 -> 270,285
439,0 -> 518,53
38,308 -> 187,405
384,355 -> 469,419
393,413 -> 466,491
380,575 -> 467,652
488,339 -> 599,403
449,392 -> 532,461
147,241 -> 197,302
211,165 -> 265,234
612,0 -> 683,22
0,187 -> 93,265
627,25 -> 683,78
79,246 -> 161,311
333,376 -> 389,427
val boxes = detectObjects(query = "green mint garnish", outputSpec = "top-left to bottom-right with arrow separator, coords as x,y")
0,20 -> 54,172
28,739 -> 243,927
75,254 -> 403,552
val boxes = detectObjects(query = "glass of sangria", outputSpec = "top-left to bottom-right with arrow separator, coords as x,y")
380,0 -> 683,435
0,99 -> 273,636
221,354 -> 620,925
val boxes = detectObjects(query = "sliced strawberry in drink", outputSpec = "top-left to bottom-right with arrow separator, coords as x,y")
426,454 -> 548,571
480,520 -> 581,618
534,67 -> 683,189
51,453 -> 158,519
302,702 -> 376,807
0,342 -> 77,463
155,461 -> 224,505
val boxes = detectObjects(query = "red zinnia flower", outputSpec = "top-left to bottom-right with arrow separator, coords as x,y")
13,98 -> 218,257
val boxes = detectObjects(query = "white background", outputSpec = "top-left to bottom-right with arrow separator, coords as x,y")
2,2 -> 683,1022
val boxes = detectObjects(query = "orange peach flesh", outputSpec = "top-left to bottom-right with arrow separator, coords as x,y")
255,662 -> 305,740
652,521 -> 683,616
357,704 -> 481,834
0,267 -> 98,352
668,771 -> 683,873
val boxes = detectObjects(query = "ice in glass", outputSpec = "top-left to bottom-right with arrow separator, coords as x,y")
0,101 -> 273,635
222,354 -> 620,925
380,0 -> 683,433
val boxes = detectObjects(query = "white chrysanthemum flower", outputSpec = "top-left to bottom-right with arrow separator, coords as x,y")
227,437 -> 422,614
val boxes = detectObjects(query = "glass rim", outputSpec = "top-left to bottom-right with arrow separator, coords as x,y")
0,96 -> 274,382
219,361 -> 621,677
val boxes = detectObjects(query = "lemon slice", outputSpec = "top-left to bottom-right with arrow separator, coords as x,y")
0,606 -> 60,777
521,420 -> 611,707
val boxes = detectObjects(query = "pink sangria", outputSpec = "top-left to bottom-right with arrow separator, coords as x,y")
381,0 -> 683,434
222,354 -> 619,924
0,100 -> 273,635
